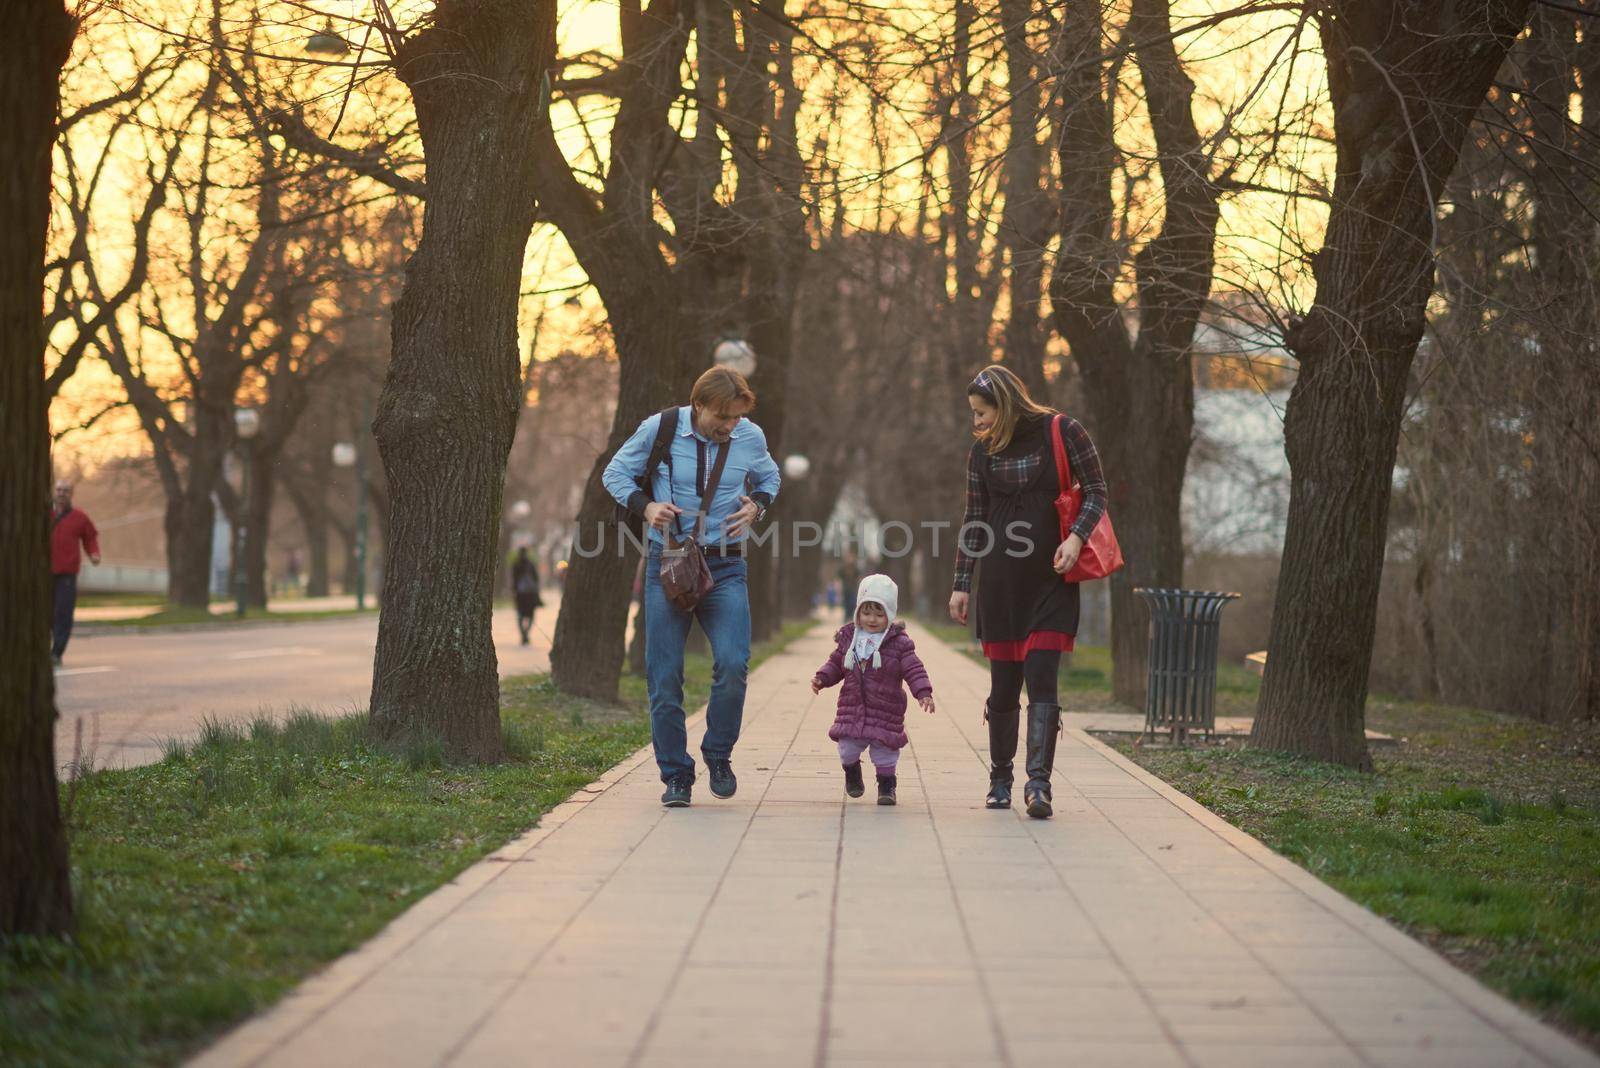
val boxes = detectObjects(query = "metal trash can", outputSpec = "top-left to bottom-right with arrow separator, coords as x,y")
1134,588 -> 1240,742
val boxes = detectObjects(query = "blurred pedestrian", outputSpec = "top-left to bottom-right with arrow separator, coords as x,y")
50,480 -> 100,666
511,547 -> 543,645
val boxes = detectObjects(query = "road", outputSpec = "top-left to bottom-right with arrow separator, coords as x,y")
53,595 -> 579,772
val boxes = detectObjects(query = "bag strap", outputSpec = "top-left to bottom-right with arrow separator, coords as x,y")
635,406 -> 679,525
690,438 -> 733,543
644,406 -> 678,485
1050,414 -> 1073,493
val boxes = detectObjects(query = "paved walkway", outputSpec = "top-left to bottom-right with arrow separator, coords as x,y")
192,623 -> 1598,1068
56,597 -> 575,772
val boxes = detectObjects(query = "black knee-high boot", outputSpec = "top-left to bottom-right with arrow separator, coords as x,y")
1024,702 -> 1061,819
985,700 -> 1020,809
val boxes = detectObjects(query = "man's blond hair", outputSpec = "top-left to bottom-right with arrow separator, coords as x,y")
691,366 -> 757,414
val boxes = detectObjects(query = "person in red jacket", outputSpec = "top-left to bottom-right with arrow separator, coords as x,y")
50,480 -> 100,665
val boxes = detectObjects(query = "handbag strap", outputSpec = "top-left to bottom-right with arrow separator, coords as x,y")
689,438 -> 732,543
1050,414 -> 1074,493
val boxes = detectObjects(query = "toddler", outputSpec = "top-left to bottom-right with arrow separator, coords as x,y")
811,574 -> 935,805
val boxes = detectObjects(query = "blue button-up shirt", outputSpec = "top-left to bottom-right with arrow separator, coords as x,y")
603,406 -> 782,547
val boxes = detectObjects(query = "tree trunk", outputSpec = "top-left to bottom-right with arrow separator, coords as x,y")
286,479 -> 331,597
997,0 -> 1050,395
1526,7 -> 1600,721
1050,0 -> 1217,708
550,299 -> 701,701
742,292 -> 791,645
368,0 -> 556,761
786,538 -> 825,619
742,251 -> 795,644
0,0 -> 75,937
541,0 -> 807,696
1252,0 -> 1530,767
165,483 -> 217,608
1097,411 -> 1190,706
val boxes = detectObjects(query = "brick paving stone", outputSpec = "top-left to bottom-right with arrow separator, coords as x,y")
190,622 -> 1600,1068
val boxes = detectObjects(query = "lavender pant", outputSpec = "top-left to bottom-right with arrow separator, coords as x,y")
838,737 -> 899,774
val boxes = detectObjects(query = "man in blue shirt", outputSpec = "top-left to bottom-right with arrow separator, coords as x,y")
603,366 -> 781,807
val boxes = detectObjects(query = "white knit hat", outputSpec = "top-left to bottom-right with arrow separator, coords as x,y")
844,574 -> 899,670
855,573 -> 898,624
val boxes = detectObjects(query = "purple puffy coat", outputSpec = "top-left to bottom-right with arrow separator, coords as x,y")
816,622 -> 933,750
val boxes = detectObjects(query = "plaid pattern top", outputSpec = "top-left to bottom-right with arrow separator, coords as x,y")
952,414 -> 1108,593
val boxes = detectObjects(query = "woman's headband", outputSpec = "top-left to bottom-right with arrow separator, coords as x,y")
969,370 -> 997,401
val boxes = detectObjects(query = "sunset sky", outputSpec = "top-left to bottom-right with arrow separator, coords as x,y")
47,0 -> 1331,472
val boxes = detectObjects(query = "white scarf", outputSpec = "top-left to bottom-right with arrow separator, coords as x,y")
844,623 -> 889,670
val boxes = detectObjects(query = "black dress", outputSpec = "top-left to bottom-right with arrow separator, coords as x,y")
512,559 -> 542,618
966,412 -> 1079,660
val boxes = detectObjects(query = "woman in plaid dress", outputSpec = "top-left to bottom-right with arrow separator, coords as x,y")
948,365 -> 1108,819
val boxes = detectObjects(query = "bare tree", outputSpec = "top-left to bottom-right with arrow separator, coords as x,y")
1379,6 -> 1600,724
233,232 -> 345,608
995,0 -> 1053,394
1251,0 -> 1533,768
545,0 -> 810,700
87,45 -> 284,608
1520,5 -> 1600,721
361,0 -> 558,759
46,49 -> 178,404
1,0 -> 76,937
1050,0 -> 1222,707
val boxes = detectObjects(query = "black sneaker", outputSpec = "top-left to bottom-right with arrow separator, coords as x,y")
661,774 -> 693,808
706,758 -> 737,799
877,774 -> 897,806
843,761 -> 865,798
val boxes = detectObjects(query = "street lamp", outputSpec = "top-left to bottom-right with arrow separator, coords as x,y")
305,19 -> 350,55
508,499 -> 533,561
712,338 -> 757,377
234,407 -> 261,618
331,436 -> 369,611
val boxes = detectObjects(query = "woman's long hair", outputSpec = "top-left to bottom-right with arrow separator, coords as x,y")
968,364 -> 1055,454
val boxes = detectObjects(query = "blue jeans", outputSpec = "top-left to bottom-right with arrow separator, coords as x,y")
644,545 -> 751,783
52,573 -> 77,659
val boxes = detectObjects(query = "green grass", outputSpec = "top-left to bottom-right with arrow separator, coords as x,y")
75,592 -> 170,608
98,606 -> 378,628
0,619 -> 810,1067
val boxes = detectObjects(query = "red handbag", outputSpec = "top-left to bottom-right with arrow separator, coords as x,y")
1050,414 -> 1124,582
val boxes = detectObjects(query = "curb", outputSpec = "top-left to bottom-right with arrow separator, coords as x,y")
76,611 -> 378,637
